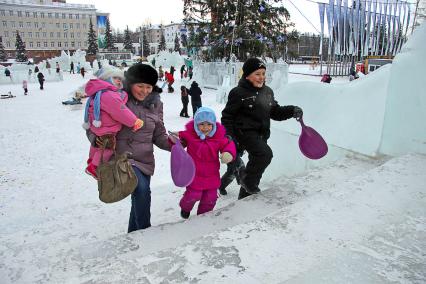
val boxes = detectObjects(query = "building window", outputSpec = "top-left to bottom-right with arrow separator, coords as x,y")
57,32 -> 61,37
26,11 -> 30,17
11,21 -> 15,28
37,42 -> 41,47
9,10 -> 14,16
28,32 -> 32,38
75,14 -> 79,19
42,22 -> 45,28
6,42 -> 11,48
64,42 -> 68,47
51,42 -> 55,47
76,23 -> 80,29
71,41 -> 75,47
50,32 -> 53,37
77,32 -> 80,38
56,23 -> 60,28
70,32 -> 74,38
64,32 -> 67,38
27,22 -> 31,28
70,23 -> 73,29
33,12 -> 37,18
62,13 -> 66,19
34,22 -> 38,28
29,42 -> 33,48
42,32 -> 46,38
0,10 -> 5,16
69,14 -> 73,19
4,31 -> 9,37
2,21 -> 6,27
78,42 -> 81,47
44,42 -> 47,47
18,11 -> 22,17
48,13 -> 52,18
63,23 -> 67,29
35,32 -> 40,38
55,13 -> 59,19
19,22 -> 23,28
40,12 -> 44,18
58,42 -> 61,47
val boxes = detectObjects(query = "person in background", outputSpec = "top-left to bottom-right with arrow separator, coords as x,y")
188,66 -> 193,80
56,62 -> 60,74
188,81 -> 202,117
34,66 -> 39,73
321,73 -> 332,83
165,71 -> 175,93
170,65 -> 176,77
70,62 -> 75,74
37,71 -> 45,90
5,68 -> 11,79
221,58 -> 303,200
80,67 -> 86,78
46,61 -> 51,74
180,64 -> 186,79
22,80 -> 28,95
83,67 -> 144,179
176,107 -> 236,219
158,66 -> 164,81
180,86 -> 190,118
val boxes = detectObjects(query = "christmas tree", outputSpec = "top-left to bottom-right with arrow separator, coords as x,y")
142,30 -> 150,57
105,17 -> 114,51
0,36 -> 7,62
123,26 -> 133,52
15,31 -> 28,62
87,18 -> 98,55
158,31 -> 166,51
183,0 -> 294,61
174,34 -> 181,53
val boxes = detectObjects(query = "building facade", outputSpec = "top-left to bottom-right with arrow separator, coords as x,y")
0,0 -> 105,62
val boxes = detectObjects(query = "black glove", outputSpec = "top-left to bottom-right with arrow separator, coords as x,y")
293,106 -> 303,120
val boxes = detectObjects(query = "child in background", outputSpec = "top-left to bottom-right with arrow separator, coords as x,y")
22,80 -> 28,95
83,67 -> 144,179
176,107 -> 236,218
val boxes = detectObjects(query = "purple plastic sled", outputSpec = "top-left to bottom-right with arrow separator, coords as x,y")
298,116 -> 328,160
171,140 -> 196,187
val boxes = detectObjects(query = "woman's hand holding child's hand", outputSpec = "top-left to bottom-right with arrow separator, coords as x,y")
132,119 -> 144,132
220,152 -> 233,164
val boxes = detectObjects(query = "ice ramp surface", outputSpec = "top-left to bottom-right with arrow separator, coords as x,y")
58,154 -> 425,284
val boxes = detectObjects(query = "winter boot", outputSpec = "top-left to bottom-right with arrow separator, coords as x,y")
239,170 -> 260,194
180,209 -> 190,219
219,187 -> 228,195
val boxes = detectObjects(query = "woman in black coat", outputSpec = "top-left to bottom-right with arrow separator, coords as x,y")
37,72 -> 45,90
188,81 -> 202,117
180,86 -> 190,118
221,58 -> 303,199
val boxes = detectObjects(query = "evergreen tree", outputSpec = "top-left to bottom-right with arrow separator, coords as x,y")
183,0 -> 293,60
174,33 -> 181,53
142,30 -> 150,57
158,31 -> 166,51
124,26 -> 133,51
87,18 -> 98,55
0,36 -> 7,62
15,31 -> 28,62
105,17 -> 114,50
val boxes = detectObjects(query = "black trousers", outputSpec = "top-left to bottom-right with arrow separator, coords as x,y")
180,100 -> 189,117
38,79 -> 44,90
191,102 -> 202,117
236,131 -> 273,199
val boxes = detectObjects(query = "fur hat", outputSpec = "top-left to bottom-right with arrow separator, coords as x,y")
194,107 -> 217,140
95,67 -> 124,81
242,57 -> 266,77
125,63 -> 158,87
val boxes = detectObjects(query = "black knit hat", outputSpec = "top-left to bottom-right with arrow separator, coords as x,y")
125,63 -> 158,87
242,58 -> 266,77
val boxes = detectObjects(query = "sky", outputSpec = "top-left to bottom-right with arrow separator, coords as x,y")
67,0 -> 322,34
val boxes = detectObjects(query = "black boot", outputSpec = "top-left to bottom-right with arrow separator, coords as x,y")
239,171 -> 260,194
219,187 -> 228,195
180,209 -> 190,219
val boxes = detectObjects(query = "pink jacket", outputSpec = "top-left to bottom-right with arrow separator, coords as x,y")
22,80 -> 28,88
85,79 -> 138,136
179,121 -> 236,190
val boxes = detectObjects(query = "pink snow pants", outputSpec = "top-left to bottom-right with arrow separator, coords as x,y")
179,187 -> 218,215
88,145 -> 113,167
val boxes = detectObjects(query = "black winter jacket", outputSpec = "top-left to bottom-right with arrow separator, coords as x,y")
188,83 -> 202,103
221,78 -> 295,140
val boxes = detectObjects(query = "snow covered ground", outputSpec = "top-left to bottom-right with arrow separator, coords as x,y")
1,24 -> 425,284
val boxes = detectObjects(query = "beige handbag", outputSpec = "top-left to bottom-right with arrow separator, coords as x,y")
96,136 -> 137,203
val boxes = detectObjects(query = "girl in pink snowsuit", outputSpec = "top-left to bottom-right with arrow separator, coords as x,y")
83,67 -> 143,179
178,107 -> 236,218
